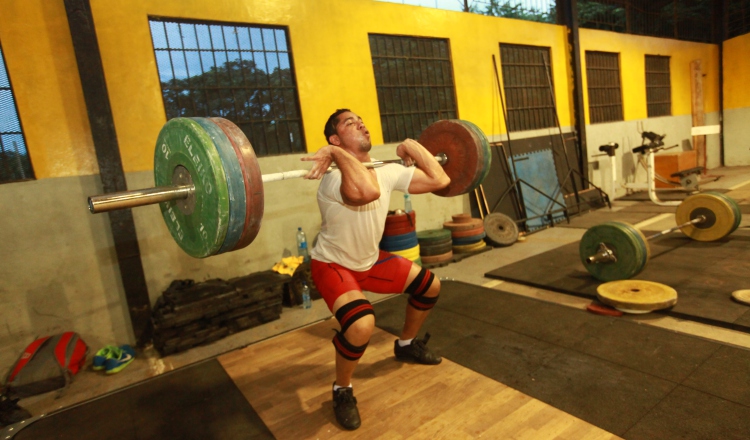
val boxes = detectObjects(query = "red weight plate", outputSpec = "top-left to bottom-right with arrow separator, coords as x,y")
443,218 -> 483,232
586,303 -> 624,317
421,250 -> 453,264
452,213 -> 473,223
386,210 -> 416,226
210,118 -> 264,251
419,120 -> 484,197
383,224 -> 417,237
452,225 -> 485,238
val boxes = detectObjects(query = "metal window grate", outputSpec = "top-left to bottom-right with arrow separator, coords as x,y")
369,34 -> 457,142
727,0 -> 750,40
149,18 -> 305,156
585,51 -> 623,124
499,44 -> 556,132
0,42 -> 34,183
645,55 -> 671,117
578,0 -> 714,44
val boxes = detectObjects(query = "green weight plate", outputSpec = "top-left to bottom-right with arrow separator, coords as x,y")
457,120 -> 492,188
210,117 -> 264,251
419,119 -> 485,197
579,221 -> 648,281
192,118 -> 246,254
154,118 -> 229,258
676,193 -> 735,242
419,241 -> 453,256
418,236 -> 453,248
615,221 -> 650,271
705,191 -> 742,234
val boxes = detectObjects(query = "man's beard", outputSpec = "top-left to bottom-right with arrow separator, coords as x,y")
357,139 -> 372,153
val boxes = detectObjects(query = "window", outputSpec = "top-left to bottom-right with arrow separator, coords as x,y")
645,55 -> 671,117
499,44 -> 556,132
585,51 -> 623,124
149,18 -> 305,156
0,42 -> 34,183
369,34 -> 457,142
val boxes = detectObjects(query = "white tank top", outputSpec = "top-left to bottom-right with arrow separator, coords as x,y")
310,163 -> 415,271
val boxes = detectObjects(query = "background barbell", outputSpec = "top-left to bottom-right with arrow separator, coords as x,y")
580,191 -> 743,281
88,117 -> 492,258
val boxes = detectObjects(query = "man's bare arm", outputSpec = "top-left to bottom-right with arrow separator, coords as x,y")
396,139 -> 450,194
301,146 -> 380,205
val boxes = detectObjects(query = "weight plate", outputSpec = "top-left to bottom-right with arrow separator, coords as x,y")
386,210 -> 416,226
452,213 -> 473,223
380,231 -> 420,252
732,289 -> 750,306
418,236 -> 452,248
452,232 -> 486,245
705,191 -> 742,234
596,279 -> 677,312
416,228 -> 452,243
675,193 -> 735,241
421,250 -> 453,264
419,241 -> 453,256
210,117 -> 264,251
452,225 -> 485,238
419,119 -> 486,197
154,118 -> 229,258
391,244 -> 421,261
443,218 -> 483,232
453,240 -> 487,254
192,118 -> 246,254
383,224 -> 417,237
456,120 -> 492,189
483,213 -> 519,247
579,222 -> 648,281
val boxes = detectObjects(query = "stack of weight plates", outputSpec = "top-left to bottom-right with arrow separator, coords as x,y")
444,214 -> 487,254
417,229 -> 453,266
380,210 -> 421,265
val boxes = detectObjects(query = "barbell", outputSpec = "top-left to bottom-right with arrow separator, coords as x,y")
87,117 -> 492,258
580,192 -> 742,281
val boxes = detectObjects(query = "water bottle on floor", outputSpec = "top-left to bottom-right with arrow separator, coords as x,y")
301,281 -> 312,309
404,194 -> 412,213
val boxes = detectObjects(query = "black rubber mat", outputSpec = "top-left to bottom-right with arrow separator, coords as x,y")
557,209 -> 658,229
373,281 -> 750,439
485,229 -> 750,333
10,359 -> 273,440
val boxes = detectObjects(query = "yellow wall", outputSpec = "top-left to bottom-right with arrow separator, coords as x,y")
0,0 -> 98,179
579,28 -> 719,124
3,0 -> 572,178
724,32 -> 750,110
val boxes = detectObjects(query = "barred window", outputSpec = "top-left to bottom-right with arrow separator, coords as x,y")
499,44 -> 556,132
369,34 -> 457,142
149,18 -> 305,156
645,55 -> 671,117
0,42 -> 34,183
585,51 -> 623,124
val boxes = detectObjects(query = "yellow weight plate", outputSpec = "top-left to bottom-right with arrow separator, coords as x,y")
391,244 -> 421,261
676,193 -> 735,242
453,240 -> 486,254
597,279 -> 677,313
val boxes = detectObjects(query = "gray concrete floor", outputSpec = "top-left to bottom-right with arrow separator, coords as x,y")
17,166 -> 750,421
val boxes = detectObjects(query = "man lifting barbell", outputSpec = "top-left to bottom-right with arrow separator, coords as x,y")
300,109 -> 450,430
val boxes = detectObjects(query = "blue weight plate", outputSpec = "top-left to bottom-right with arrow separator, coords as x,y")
451,232 -> 487,245
191,117 -> 246,254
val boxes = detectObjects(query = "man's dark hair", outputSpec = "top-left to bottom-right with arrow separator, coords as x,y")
323,109 -> 351,143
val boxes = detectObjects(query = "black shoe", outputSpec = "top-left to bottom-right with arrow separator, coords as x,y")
394,333 -> 442,365
0,394 -> 32,428
332,383 -> 361,430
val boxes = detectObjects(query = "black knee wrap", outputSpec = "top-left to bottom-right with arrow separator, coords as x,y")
405,267 -> 438,311
332,299 -> 375,361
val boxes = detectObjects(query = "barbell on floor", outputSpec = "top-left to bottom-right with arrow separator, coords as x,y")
580,192 -> 742,281
87,117 -> 492,258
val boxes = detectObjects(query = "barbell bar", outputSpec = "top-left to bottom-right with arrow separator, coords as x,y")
88,117 -> 491,258
87,154 -> 448,214
580,192 -> 742,281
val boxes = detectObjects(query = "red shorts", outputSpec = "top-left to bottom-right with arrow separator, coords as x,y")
311,250 -> 414,311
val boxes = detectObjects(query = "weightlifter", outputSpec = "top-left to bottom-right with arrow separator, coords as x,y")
301,109 -> 450,430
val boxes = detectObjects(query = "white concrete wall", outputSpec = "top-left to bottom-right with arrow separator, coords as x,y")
724,107 -> 750,166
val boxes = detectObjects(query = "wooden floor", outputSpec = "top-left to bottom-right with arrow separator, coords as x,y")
219,319 -> 621,440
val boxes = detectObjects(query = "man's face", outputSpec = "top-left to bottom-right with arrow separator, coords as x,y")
331,111 -> 371,153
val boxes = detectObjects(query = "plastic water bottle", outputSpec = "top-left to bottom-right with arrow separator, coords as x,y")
301,281 -> 312,309
296,227 -> 310,262
404,194 -> 412,213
